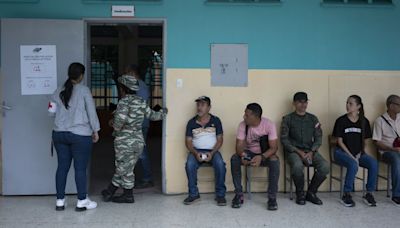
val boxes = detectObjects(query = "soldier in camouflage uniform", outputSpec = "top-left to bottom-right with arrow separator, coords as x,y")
101,75 -> 167,203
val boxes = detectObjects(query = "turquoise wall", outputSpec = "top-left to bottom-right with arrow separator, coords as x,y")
0,0 -> 399,70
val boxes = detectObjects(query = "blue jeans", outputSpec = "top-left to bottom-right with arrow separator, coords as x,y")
52,131 -> 92,200
137,127 -> 152,182
334,148 -> 378,193
382,151 -> 400,197
185,150 -> 227,198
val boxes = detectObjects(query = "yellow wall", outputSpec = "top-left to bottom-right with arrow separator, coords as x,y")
164,68 -> 400,194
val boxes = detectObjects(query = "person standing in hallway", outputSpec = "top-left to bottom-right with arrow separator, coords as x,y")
332,95 -> 378,207
281,92 -> 329,206
50,62 -> 100,212
124,64 -> 154,189
373,94 -> 400,206
101,75 -> 167,204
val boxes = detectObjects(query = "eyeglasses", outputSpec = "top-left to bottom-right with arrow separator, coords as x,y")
391,102 -> 400,106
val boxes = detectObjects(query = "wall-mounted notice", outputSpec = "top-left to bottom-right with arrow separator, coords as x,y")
112,5 -> 135,18
20,45 -> 57,95
211,44 -> 248,87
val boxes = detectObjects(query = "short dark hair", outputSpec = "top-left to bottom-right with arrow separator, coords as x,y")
386,94 -> 400,108
246,103 -> 262,118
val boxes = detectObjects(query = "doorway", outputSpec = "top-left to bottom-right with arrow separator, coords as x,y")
86,20 -> 165,195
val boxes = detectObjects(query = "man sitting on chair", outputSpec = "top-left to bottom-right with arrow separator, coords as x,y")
373,94 -> 400,206
183,96 -> 227,206
230,103 -> 280,211
280,92 -> 329,206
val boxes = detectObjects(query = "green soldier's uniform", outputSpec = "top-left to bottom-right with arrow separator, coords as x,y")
280,112 -> 329,199
102,75 -> 166,203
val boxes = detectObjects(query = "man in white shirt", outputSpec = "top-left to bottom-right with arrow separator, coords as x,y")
373,95 -> 400,206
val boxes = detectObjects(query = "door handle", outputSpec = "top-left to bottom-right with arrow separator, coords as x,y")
1,102 -> 12,111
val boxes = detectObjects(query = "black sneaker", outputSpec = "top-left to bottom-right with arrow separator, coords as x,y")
306,192 -> 323,205
231,194 -> 244,208
363,193 -> 377,207
392,197 -> 400,207
267,198 -> 278,211
296,192 -> 306,205
341,193 -> 355,207
183,195 -> 200,205
215,197 -> 227,206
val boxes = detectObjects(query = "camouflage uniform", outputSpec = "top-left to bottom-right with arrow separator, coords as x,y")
111,75 -> 166,190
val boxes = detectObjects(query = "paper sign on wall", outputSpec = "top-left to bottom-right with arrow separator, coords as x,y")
112,5 -> 135,18
20,45 -> 57,95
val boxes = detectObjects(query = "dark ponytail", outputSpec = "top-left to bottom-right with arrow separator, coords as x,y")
60,62 -> 85,109
349,95 -> 366,149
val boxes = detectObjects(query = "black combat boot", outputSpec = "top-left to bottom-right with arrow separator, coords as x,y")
101,183 -> 118,202
112,188 -> 134,203
306,174 -> 327,205
293,175 -> 306,205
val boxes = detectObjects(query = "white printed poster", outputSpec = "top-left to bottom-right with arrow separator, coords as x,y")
20,45 -> 57,95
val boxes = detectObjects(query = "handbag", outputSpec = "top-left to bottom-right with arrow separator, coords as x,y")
380,115 -> 400,147
245,125 -> 270,155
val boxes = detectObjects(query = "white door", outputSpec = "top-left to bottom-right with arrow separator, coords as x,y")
1,19 -> 85,195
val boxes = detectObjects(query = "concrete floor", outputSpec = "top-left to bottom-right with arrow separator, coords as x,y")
0,192 -> 398,228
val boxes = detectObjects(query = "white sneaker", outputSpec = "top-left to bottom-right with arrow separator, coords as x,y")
56,198 -> 66,211
75,197 -> 97,212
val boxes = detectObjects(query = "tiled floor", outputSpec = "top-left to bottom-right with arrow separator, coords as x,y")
0,192 -> 398,228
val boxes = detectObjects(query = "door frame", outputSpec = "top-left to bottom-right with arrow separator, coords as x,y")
84,18 -> 168,194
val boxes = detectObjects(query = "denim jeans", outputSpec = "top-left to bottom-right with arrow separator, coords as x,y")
137,127 -> 153,182
382,151 -> 400,197
185,150 -> 227,198
334,148 -> 378,193
53,131 -> 92,200
230,153 -> 280,199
